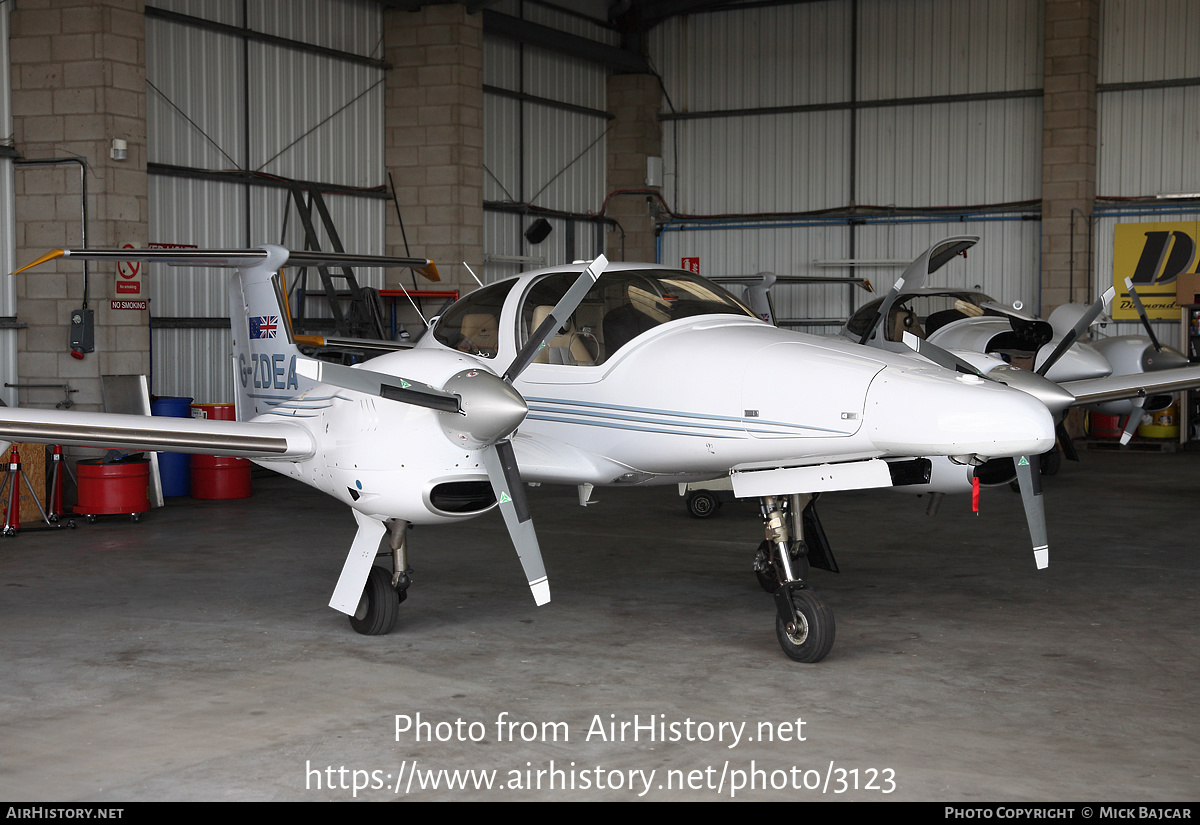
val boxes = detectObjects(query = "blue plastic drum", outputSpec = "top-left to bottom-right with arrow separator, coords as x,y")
150,396 -> 193,496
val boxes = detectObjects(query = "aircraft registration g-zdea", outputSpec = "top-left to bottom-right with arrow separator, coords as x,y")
3,245 -> 1059,663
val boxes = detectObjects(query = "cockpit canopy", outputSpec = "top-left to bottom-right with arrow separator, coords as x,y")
844,290 -> 997,343
433,268 -> 757,365
842,289 -> 1054,355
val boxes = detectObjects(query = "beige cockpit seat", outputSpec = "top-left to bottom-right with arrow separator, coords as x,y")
889,308 -> 924,342
457,312 -> 499,355
531,305 -> 597,366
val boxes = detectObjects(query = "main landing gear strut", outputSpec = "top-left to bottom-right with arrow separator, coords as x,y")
756,494 -> 837,663
350,518 -> 412,636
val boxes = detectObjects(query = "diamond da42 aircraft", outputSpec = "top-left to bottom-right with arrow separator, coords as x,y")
3,243 -> 1070,662
842,236 -> 1200,460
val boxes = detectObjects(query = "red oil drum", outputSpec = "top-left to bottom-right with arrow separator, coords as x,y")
1088,412 -> 1122,439
190,403 -> 252,499
74,458 -> 150,517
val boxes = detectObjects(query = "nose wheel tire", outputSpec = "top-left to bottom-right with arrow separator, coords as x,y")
349,566 -> 401,636
775,588 -> 835,663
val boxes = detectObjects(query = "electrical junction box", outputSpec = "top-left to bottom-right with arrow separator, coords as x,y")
71,308 -> 94,352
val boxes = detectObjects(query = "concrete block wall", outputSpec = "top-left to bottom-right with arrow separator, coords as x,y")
383,5 -> 483,296
605,73 -> 661,264
9,0 -> 149,411
1041,0 -> 1100,315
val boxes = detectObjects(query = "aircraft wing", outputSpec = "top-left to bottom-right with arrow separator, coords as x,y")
1063,364 -> 1200,406
0,407 -> 315,460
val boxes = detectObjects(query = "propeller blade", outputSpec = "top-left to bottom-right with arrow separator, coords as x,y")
504,254 -> 609,383
296,358 -> 462,414
859,275 -> 909,346
1123,278 -> 1163,352
1056,420 -> 1080,462
1013,454 -> 1049,569
483,439 -> 549,606
1036,287 -> 1115,377
1119,395 -> 1147,446
901,332 -> 984,375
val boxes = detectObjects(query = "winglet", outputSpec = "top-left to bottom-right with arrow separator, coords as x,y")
416,261 -> 440,282
11,249 -> 65,275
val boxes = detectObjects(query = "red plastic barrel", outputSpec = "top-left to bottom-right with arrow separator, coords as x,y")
1089,412 -> 1122,439
74,458 -> 150,516
190,403 -> 252,499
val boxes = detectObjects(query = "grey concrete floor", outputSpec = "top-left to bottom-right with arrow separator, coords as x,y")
0,447 -> 1197,801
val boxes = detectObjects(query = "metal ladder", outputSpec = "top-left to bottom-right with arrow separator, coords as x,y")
284,182 -> 388,340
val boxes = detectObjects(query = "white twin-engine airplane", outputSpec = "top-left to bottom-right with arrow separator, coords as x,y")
4,243 -> 1070,663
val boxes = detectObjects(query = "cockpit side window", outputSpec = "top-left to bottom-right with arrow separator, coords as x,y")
432,279 -> 517,358
519,269 -> 757,365
845,300 -> 884,339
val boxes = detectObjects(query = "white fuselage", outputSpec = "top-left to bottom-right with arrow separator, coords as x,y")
247,266 -> 1056,527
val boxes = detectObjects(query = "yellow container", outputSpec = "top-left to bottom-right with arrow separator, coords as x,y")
1137,401 -> 1180,439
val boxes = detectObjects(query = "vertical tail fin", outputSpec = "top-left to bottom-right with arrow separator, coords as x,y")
227,245 -> 312,420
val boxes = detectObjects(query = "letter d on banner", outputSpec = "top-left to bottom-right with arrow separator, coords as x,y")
1130,230 -> 1197,286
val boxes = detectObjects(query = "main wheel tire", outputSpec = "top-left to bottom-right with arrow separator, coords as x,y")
349,566 -> 400,636
754,540 -> 810,593
686,491 -> 720,519
775,588 -> 835,663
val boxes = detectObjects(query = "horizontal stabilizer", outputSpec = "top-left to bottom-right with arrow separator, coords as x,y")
12,246 -> 438,280
713,273 -> 874,291
293,334 -> 413,352
0,407 -> 315,459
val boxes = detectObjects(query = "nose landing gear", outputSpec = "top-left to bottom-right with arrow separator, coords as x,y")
757,494 -> 836,663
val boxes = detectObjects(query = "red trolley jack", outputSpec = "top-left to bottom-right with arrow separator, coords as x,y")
1,445 -> 72,535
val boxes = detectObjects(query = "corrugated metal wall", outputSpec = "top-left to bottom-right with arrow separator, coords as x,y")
482,1 -> 612,282
1094,0 -> 1200,341
652,0 -> 1043,327
129,0 -> 1200,392
146,0 -> 385,401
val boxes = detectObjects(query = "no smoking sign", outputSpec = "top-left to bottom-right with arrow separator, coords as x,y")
116,243 -> 141,295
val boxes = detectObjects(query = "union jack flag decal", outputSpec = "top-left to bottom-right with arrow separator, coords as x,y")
250,315 -> 279,339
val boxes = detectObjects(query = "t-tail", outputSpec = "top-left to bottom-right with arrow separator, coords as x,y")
12,244 -> 441,422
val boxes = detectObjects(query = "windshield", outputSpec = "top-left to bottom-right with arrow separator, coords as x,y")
520,269 -> 757,365
431,279 -> 517,358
